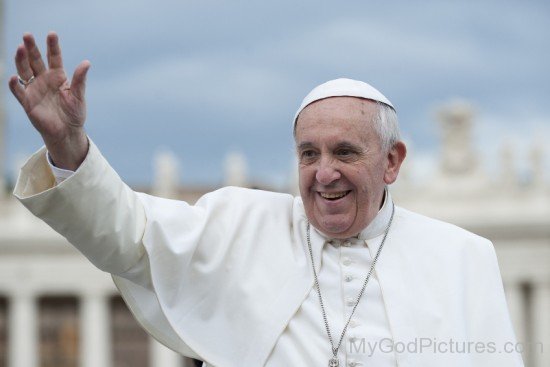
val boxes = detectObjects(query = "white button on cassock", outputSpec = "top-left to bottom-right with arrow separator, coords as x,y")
349,320 -> 360,328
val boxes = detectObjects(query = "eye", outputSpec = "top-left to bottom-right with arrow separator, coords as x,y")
336,148 -> 354,157
300,150 -> 318,161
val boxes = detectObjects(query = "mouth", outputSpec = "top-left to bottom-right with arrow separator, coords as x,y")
318,190 -> 351,201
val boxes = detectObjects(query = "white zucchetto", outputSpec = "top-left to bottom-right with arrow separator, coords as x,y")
293,78 -> 394,130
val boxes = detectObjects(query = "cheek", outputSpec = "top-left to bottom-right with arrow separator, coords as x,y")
298,167 -> 313,186
298,172 -> 312,198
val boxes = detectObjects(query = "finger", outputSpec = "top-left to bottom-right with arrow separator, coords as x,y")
22,33 -> 46,76
46,31 -> 63,70
15,45 -> 34,81
70,60 -> 91,100
8,75 -> 26,106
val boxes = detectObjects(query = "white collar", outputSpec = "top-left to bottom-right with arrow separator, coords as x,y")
358,187 -> 393,241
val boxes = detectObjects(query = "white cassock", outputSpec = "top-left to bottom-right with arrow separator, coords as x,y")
14,140 -> 523,367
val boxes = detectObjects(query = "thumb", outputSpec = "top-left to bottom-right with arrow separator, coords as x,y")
70,60 -> 91,101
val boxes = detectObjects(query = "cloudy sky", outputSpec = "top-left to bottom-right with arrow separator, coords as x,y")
3,0 -> 549,188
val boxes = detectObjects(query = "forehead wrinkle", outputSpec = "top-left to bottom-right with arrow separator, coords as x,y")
298,97 -> 375,123
295,98 -> 380,150
307,96 -> 375,111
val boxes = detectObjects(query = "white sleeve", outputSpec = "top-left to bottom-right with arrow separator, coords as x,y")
46,151 -> 75,184
15,140 -> 146,275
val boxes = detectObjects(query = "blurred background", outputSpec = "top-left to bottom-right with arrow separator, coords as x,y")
0,0 -> 548,366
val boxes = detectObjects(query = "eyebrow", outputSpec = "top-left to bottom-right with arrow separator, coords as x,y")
335,142 -> 361,151
296,141 -> 362,151
297,142 -> 315,151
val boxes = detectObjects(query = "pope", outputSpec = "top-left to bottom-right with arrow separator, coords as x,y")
10,32 -> 523,366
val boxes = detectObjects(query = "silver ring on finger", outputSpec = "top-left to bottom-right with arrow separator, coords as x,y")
18,75 -> 35,87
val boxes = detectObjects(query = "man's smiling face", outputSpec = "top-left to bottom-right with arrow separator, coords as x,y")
295,96 -> 401,239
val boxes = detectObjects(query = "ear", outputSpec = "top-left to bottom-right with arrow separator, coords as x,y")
383,141 -> 407,185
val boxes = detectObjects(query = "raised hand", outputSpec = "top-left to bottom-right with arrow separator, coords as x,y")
9,32 -> 91,170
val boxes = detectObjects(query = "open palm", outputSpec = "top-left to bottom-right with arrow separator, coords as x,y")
9,32 -> 91,170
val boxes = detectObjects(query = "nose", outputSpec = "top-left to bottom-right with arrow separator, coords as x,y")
315,157 -> 341,185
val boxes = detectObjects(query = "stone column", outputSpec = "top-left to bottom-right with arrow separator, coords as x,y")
8,293 -> 38,367
80,293 -> 111,367
223,151 -> 248,187
531,281 -> 550,367
505,282 -> 527,345
153,150 -> 180,199
149,337 -> 182,367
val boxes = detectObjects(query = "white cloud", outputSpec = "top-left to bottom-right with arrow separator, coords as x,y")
88,55 -> 300,127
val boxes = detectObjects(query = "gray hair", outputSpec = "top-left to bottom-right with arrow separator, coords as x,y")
374,102 -> 401,153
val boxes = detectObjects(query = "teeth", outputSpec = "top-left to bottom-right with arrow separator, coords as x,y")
320,191 -> 348,199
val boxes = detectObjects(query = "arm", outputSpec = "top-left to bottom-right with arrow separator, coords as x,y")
10,32 -> 207,360
10,33 -> 146,275
12,127 -> 199,358
14,139 -> 147,275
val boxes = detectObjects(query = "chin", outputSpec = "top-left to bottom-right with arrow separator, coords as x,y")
318,219 -> 355,239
